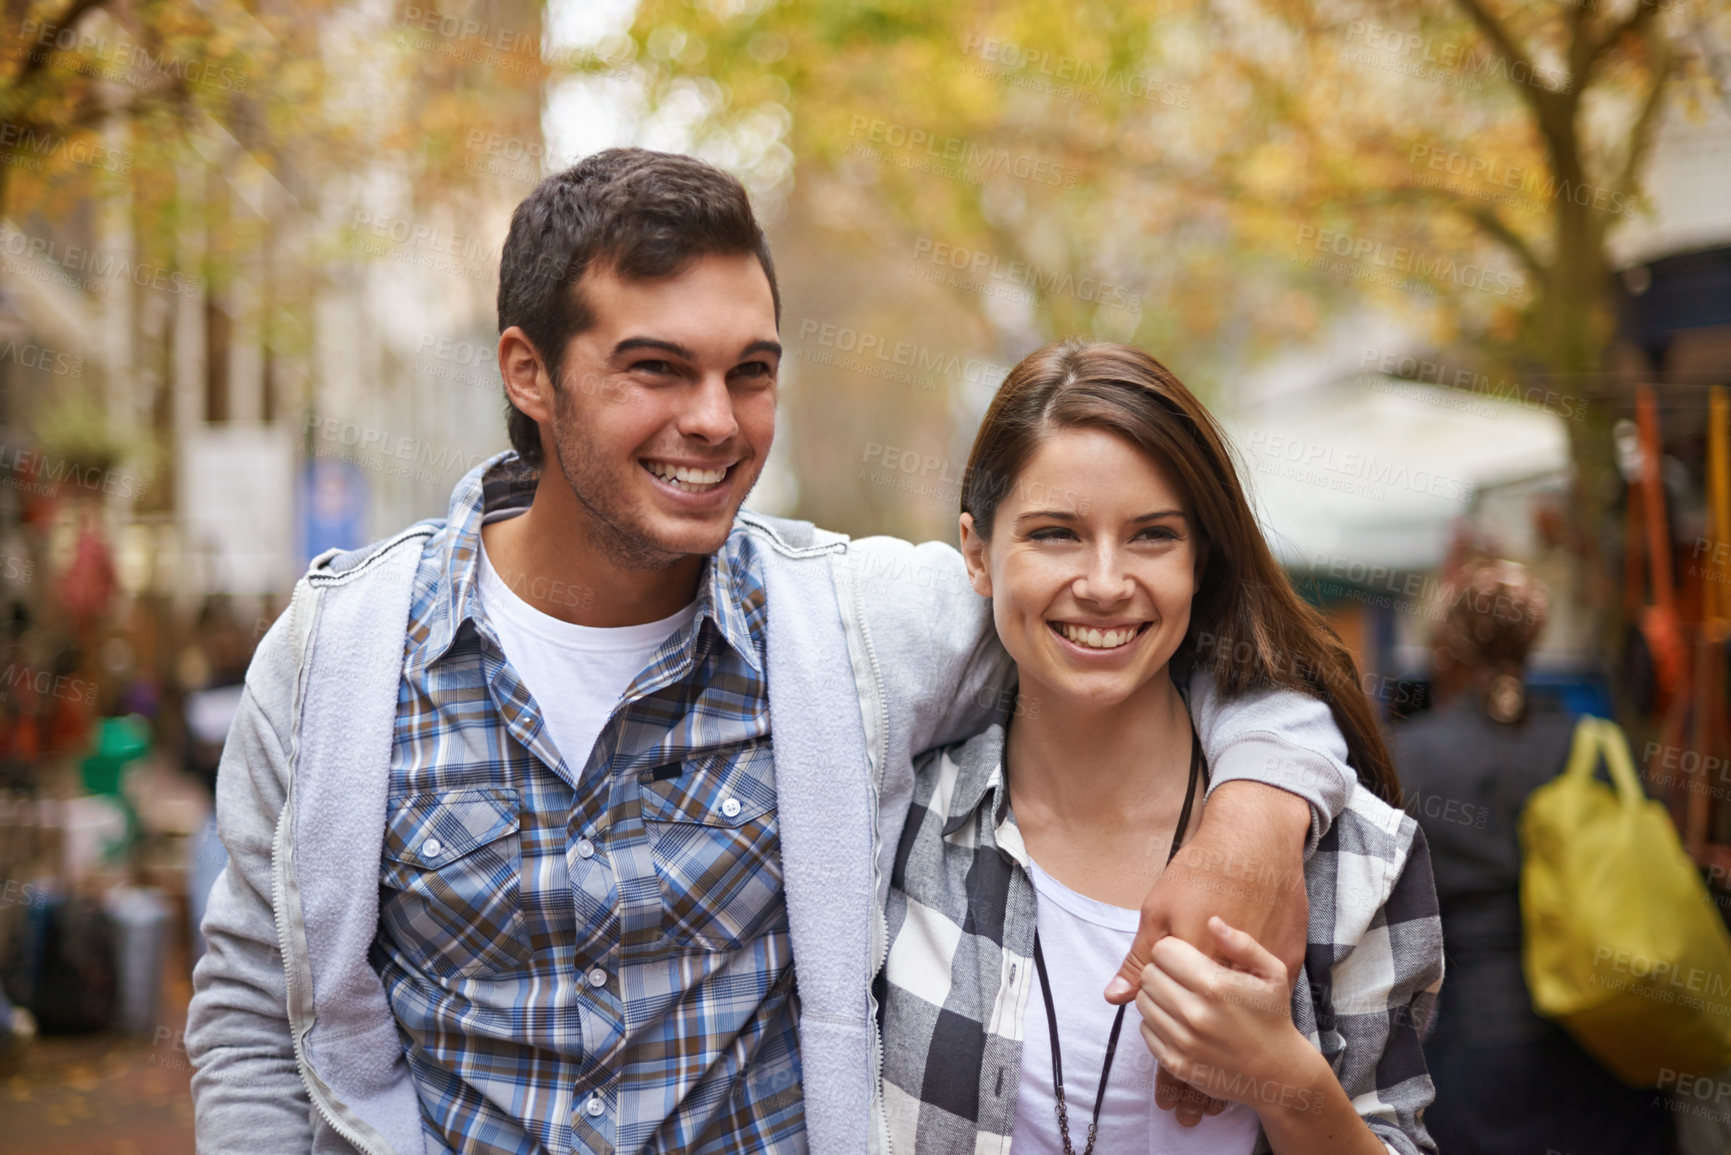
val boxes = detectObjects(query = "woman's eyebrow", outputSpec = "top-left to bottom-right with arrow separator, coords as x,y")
1012,508 -> 1187,523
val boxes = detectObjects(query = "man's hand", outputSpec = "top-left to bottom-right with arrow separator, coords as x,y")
1102,781 -> 1311,1125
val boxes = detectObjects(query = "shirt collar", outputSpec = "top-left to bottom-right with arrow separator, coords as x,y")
941,722 -> 1015,839
406,450 -> 764,677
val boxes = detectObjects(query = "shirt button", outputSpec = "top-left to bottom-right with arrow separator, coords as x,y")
585,1095 -> 604,1117
720,797 -> 742,818
420,838 -> 443,860
576,838 -> 595,859
588,967 -> 607,988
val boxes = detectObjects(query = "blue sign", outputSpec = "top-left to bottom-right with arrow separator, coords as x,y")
297,458 -> 368,564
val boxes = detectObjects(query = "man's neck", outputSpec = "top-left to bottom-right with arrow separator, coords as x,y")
479,471 -> 705,627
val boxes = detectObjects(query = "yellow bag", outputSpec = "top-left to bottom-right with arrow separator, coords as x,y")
1519,715 -> 1731,1086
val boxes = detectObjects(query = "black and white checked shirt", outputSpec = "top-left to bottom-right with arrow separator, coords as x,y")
876,721 -> 1443,1155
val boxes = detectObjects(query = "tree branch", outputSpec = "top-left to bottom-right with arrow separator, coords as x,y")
1610,30 -> 1675,205
1581,0 -> 1666,81
1449,0 -> 1557,119
6,0 -> 109,90
1463,202 -> 1548,285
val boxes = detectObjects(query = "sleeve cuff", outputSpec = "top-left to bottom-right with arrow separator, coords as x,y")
1204,733 -> 1354,858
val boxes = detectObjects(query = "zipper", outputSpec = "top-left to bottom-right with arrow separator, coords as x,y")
849,550 -> 896,1155
272,577 -> 393,1155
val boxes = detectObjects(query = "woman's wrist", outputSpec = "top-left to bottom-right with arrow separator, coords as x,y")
1244,1031 -> 1333,1126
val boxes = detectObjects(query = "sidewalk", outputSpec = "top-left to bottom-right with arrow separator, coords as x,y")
0,908 -> 196,1152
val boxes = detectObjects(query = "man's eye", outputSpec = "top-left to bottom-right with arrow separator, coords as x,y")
733,361 -> 776,380
632,359 -> 677,375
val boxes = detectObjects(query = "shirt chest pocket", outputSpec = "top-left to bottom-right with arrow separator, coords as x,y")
380,787 -> 535,979
638,740 -> 785,952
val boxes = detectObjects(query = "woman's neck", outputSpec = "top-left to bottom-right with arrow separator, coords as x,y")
1003,669 -> 1198,907
1006,669 -> 1191,826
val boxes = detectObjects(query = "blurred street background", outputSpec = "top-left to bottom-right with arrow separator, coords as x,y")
1,0 -> 1729,1150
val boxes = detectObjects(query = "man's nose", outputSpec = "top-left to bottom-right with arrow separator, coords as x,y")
679,372 -> 739,442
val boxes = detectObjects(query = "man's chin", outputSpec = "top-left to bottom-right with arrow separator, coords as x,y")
628,509 -> 740,563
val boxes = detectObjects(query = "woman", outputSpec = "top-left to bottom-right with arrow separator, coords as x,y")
1391,559 -> 1673,1155
876,341 -> 1442,1154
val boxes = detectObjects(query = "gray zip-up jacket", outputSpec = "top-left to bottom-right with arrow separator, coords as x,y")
185,498 -> 1354,1155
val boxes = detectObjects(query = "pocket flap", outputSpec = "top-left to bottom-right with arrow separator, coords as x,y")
382,787 -> 520,866
638,743 -> 775,827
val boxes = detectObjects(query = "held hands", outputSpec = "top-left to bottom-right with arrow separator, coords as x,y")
1103,781 -> 1311,1125
1134,917 -> 1314,1113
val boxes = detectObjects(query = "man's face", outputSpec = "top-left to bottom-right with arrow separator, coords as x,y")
543,253 -> 780,567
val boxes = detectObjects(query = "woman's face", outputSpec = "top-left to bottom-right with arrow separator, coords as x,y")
961,426 -> 1201,712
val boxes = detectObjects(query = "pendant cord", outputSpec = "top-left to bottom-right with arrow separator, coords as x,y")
1031,723 -> 1207,1155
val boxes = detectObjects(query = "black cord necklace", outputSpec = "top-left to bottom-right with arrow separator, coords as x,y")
1030,726 -> 1206,1155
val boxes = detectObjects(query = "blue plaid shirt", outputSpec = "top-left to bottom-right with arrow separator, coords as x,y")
374,454 -> 805,1154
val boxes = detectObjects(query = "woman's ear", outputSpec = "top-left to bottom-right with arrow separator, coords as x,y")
959,512 -> 993,598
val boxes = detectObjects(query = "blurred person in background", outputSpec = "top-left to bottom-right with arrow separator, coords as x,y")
1389,559 -> 1674,1154
180,598 -> 249,967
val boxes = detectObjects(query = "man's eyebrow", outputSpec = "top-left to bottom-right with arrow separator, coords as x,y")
612,337 -> 696,360
610,337 -> 783,361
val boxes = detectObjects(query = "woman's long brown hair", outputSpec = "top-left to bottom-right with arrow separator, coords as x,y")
960,339 -> 1401,805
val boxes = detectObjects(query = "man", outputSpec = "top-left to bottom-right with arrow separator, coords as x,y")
187,149 -> 1356,1154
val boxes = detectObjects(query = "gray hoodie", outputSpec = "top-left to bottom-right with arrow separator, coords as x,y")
185,478 -> 1353,1155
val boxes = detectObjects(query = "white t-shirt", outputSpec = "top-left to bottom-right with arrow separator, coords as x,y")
1014,858 -> 1263,1155
476,536 -> 697,778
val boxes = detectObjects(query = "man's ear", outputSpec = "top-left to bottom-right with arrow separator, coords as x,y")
959,512 -> 993,599
499,326 -> 555,424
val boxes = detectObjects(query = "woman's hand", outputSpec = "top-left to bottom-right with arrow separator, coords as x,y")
1134,916 -> 1320,1114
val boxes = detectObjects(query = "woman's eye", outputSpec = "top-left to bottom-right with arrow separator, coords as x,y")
1028,527 -> 1076,541
1138,526 -> 1179,542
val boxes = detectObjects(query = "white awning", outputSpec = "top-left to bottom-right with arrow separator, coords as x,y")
1221,374 -> 1572,572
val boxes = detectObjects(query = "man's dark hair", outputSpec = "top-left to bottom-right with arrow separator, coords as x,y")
495,148 -> 781,468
